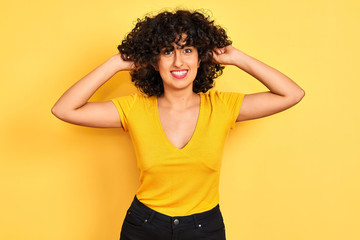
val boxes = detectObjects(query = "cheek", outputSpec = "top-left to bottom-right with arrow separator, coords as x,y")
193,59 -> 200,69
157,63 -> 168,75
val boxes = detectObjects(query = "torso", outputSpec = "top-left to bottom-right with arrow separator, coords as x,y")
157,95 -> 201,149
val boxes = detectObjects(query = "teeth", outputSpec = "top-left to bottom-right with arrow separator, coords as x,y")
171,70 -> 187,76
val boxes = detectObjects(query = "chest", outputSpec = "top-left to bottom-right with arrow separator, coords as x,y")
157,105 -> 200,150
125,95 -> 232,171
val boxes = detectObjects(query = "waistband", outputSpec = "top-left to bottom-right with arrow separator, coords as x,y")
130,194 -> 221,225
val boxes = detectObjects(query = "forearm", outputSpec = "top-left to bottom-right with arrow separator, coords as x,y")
233,50 -> 304,99
52,54 -> 126,114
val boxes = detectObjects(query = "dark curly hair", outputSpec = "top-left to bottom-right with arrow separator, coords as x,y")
117,9 -> 232,97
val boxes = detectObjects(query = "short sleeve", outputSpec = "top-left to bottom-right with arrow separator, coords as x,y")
216,91 -> 245,129
111,93 -> 137,132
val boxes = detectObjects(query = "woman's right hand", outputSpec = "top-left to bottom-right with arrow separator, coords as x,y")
51,53 -> 135,128
112,53 -> 136,72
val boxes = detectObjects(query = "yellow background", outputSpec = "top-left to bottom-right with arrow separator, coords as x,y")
1,0 -> 359,239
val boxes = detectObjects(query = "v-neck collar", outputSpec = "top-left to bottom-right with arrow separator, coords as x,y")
154,93 -> 203,152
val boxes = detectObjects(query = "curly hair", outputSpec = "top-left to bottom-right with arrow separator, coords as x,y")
117,9 -> 232,97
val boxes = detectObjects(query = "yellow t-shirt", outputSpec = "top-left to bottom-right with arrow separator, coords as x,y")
111,90 -> 245,216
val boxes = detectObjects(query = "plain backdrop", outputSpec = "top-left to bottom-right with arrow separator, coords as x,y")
1,0 -> 359,240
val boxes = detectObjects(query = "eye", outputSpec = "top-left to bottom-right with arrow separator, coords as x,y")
184,48 -> 192,53
162,47 -> 173,55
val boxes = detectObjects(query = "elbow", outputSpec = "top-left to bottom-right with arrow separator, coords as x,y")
51,106 -> 61,119
295,88 -> 305,102
297,89 -> 305,102
51,105 -> 66,120
282,88 -> 305,106
291,89 -> 305,105
51,105 -> 80,124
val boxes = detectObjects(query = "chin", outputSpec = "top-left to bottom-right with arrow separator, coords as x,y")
169,81 -> 194,91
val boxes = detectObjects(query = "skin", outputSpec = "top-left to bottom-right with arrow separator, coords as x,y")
51,38 -> 305,148
155,39 -> 202,149
155,43 -> 201,107
212,45 -> 305,121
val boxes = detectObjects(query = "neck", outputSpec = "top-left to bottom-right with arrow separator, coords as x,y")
158,89 -> 199,110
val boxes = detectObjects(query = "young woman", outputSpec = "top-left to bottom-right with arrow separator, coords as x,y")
52,9 -> 304,240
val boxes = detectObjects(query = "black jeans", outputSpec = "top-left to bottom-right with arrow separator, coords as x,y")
120,195 -> 226,240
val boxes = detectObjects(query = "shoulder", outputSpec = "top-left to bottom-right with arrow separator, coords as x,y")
112,92 -> 152,104
111,92 -> 157,114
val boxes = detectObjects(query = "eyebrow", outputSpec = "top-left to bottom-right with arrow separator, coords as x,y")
162,44 -> 192,50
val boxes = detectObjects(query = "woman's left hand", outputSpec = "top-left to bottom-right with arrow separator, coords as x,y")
212,45 -> 241,65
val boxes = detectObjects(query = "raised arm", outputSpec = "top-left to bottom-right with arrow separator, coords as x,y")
212,45 -> 305,121
51,53 -> 134,128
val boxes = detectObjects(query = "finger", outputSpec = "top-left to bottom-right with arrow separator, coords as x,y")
212,50 -> 219,59
214,48 -> 221,55
211,52 -> 220,63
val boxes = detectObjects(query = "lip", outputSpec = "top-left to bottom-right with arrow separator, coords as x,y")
170,69 -> 188,79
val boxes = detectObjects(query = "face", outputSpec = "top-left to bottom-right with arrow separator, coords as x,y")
156,35 -> 200,93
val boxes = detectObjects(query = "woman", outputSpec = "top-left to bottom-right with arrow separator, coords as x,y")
52,9 -> 304,240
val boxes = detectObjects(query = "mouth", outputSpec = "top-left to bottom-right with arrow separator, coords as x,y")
170,70 -> 188,79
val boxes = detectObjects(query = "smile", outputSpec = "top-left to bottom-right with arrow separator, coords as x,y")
170,70 -> 188,79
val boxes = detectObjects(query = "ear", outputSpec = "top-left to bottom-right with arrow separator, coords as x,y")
197,59 -> 201,68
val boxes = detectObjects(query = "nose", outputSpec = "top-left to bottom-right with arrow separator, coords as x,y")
173,50 -> 184,68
